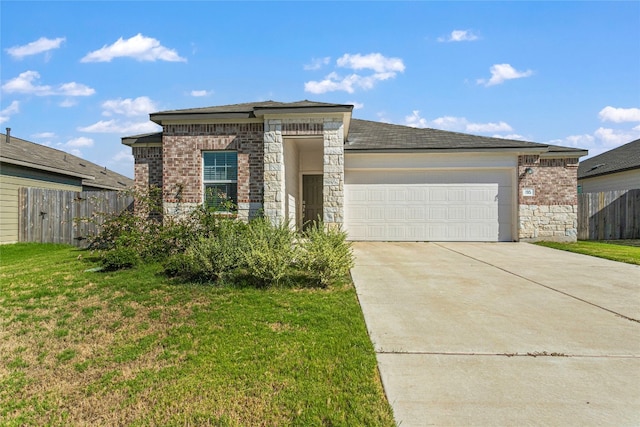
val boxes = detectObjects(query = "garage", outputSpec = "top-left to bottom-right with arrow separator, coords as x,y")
344,169 -> 514,242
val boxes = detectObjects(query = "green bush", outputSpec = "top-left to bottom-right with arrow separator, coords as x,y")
242,218 -> 298,286
100,244 -> 140,271
89,187 -> 355,288
163,218 -> 249,282
299,222 -> 354,287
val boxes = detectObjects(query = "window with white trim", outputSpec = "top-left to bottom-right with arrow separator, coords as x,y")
203,151 -> 237,210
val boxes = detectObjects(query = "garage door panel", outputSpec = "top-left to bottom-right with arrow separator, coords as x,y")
368,207 -> 386,220
345,170 -> 514,241
385,207 -> 407,221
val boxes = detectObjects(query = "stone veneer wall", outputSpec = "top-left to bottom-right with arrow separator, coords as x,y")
322,120 -> 344,226
262,118 -> 344,228
263,119 -> 285,223
161,123 -> 264,221
518,155 -> 579,242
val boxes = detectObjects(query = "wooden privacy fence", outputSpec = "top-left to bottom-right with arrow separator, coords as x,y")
577,189 -> 640,240
19,188 -> 134,247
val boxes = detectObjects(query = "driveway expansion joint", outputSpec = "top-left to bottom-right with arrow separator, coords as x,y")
433,243 -> 640,324
376,351 -> 640,359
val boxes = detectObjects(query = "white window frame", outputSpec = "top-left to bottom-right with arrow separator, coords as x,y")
202,151 -> 238,211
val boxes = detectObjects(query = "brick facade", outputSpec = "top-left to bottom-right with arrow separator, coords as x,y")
132,146 -> 163,192
161,123 -> 264,220
518,155 -> 580,241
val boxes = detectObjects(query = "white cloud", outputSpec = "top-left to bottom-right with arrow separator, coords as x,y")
404,110 -> 515,135
6,37 -> 65,59
0,100 -> 20,123
467,121 -> 513,133
598,106 -> 640,123
305,53 -> 405,94
66,136 -> 94,147
1,70 -> 95,97
190,90 -> 211,97
348,101 -> 364,110
81,33 -> 186,63
477,63 -> 533,87
304,56 -> 331,71
78,119 -> 161,134
112,149 -> 134,162
493,134 -> 526,140
337,53 -> 405,73
59,98 -> 78,107
438,30 -> 479,43
305,72 -> 378,94
32,131 -> 56,139
430,115 -> 467,131
2,71 -> 52,95
405,110 -> 430,128
102,96 -> 157,117
594,127 -> 640,147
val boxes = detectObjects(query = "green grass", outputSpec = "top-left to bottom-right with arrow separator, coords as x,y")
0,243 -> 394,426
535,240 -> 640,265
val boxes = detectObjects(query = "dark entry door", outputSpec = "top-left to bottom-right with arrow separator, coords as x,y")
303,175 -> 323,230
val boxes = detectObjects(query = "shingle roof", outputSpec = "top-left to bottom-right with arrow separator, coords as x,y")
151,100 -> 353,121
1,132 -> 133,190
346,119 -> 585,154
578,138 -> 640,179
139,100 -> 587,155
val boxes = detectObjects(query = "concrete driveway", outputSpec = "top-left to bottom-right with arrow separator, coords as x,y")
351,242 -> 640,426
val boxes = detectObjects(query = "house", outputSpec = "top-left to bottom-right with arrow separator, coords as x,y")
578,138 -> 640,193
122,101 -> 587,242
0,129 -> 133,244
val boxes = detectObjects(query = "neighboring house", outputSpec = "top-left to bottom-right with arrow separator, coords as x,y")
0,130 -> 133,244
578,138 -> 640,193
122,101 -> 587,242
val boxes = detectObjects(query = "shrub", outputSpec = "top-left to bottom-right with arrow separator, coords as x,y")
163,218 -> 249,282
242,218 -> 298,286
299,222 -> 354,287
101,244 -> 140,271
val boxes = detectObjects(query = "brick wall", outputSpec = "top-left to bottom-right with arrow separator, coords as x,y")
161,123 -> 264,219
518,155 -> 580,241
132,146 -> 163,192
518,155 -> 578,205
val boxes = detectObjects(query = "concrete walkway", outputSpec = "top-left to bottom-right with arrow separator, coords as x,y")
351,242 -> 640,426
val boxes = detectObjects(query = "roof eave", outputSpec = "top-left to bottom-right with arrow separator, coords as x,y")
578,165 -> 640,180
344,146 -> 549,154
252,105 -> 353,117
540,150 -> 588,158
1,156 -> 95,180
150,112 -> 256,124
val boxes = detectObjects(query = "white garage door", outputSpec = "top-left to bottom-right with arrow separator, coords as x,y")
344,170 -> 513,242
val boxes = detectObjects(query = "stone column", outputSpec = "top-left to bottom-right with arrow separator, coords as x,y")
263,119 -> 285,224
323,119 -> 344,227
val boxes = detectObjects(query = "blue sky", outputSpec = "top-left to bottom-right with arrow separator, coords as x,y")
2,1 -> 639,179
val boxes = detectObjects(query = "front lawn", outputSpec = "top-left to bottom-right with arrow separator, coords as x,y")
0,243 -> 394,426
534,240 -> 640,265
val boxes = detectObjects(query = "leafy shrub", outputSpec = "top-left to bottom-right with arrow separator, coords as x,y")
299,222 -> 354,287
164,218 -> 249,282
241,218 -> 298,286
101,244 -> 140,271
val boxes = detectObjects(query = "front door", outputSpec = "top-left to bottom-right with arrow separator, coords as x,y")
302,175 -> 323,230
